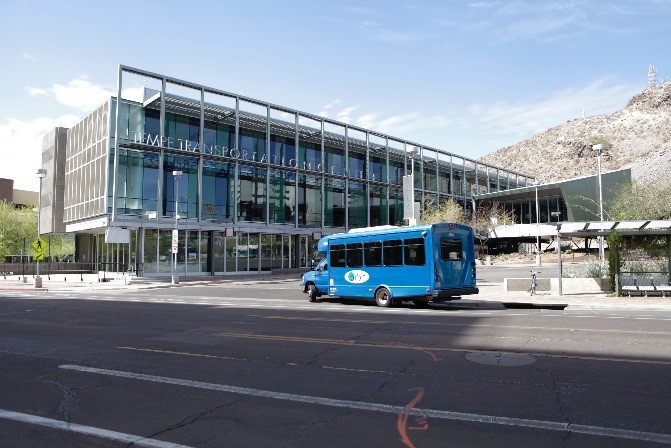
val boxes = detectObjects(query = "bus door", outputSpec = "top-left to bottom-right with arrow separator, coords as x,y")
312,257 -> 329,292
434,231 -> 467,287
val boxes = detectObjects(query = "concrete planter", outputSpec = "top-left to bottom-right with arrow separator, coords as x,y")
504,277 -> 611,293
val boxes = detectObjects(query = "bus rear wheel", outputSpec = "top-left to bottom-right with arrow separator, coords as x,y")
375,287 -> 392,307
307,284 -> 317,302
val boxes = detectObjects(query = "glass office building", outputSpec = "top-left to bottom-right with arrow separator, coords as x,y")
48,65 -> 532,276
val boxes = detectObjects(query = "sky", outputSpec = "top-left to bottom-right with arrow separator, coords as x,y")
1,0 -> 669,191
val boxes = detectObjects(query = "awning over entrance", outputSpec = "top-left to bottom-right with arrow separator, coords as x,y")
488,220 -> 671,239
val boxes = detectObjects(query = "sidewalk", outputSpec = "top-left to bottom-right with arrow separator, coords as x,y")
1,272 -> 670,312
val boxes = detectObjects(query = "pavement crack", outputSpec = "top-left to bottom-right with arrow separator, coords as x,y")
129,399 -> 243,447
534,366 -> 573,447
372,355 -> 417,398
305,347 -> 336,366
49,380 -> 79,423
305,328 -> 374,367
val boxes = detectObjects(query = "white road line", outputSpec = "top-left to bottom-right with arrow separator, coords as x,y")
0,409 -> 192,448
59,364 -> 671,445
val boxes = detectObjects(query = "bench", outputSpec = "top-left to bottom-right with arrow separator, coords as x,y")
619,273 -> 671,297
619,274 -> 640,296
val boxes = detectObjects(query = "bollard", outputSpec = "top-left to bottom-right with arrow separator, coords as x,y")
81,273 -> 83,281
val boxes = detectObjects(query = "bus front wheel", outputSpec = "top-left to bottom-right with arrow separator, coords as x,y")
375,287 -> 392,307
307,284 -> 318,302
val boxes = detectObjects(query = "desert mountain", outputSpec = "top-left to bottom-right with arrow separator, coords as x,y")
478,82 -> 671,185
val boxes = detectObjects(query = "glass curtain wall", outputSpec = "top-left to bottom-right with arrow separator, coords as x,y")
115,67 -> 531,276
162,153 -> 198,219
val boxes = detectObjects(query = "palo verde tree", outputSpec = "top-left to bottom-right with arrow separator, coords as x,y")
608,180 -> 671,221
419,197 -> 465,225
0,201 -> 37,259
420,198 -> 514,257
604,180 -> 671,289
0,200 -> 75,261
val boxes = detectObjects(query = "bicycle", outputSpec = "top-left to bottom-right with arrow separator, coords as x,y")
528,271 -> 541,295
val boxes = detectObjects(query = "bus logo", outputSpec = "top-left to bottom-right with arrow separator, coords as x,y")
345,270 -> 369,284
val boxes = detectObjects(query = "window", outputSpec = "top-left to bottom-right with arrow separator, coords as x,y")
441,238 -> 463,261
346,243 -> 363,267
383,239 -> 402,266
331,244 -> 346,267
364,241 -> 382,266
404,238 -> 425,266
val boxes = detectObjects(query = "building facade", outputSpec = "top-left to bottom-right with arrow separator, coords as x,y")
42,65 -> 533,276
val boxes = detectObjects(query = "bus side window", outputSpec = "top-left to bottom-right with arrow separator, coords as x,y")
383,239 -> 402,266
331,244 -> 346,267
441,238 -> 463,261
346,243 -> 363,267
404,237 -> 425,265
364,241 -> 382,266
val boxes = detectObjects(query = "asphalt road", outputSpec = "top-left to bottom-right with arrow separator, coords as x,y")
1,283 -> 670,447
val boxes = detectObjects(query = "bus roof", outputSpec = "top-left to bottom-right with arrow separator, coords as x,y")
318,223 -> 472,250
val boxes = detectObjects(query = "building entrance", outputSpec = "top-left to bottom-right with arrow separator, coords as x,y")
134,228 -> 316,277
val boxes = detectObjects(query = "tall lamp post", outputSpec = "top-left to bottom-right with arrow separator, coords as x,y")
35,168 -> 47,288
532,180 -> 541,266
592,144 -> 605,276
404,146 -> 418,226
172,170 -> 183,284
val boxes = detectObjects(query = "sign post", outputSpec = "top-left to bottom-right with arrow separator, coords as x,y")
172,229 -> 179,255
32,237 -> 48,281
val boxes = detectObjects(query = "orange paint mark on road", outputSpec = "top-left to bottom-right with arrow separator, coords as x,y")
417,349 -> 442,362
397,387 -> 428,448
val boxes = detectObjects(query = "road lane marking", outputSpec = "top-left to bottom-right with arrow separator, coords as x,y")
58,364 -> 671,445
0,409 -> 192,448
249,314 -> 671,336
118,346 -> 251,363
120,346 -> 396,374
212,331 -> 671,366
213,331 -> 441,361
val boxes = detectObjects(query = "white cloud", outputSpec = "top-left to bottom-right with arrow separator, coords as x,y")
120,86 -> 147,104
0,114 -> 80,191
465,78 -> 642,148
336,106 -> 359,123
317,99 -> 342,117
323,98 -> 341,110
468,1 -> 502,9
312,78 -> 640,156
328,105 -> 454,145
27,87 -> 48,97
22,52 -> 35,61
50,78 -> 113,111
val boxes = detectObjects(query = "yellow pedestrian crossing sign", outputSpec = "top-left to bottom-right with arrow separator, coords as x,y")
34,252 -> 45,261
32,237 -> 47,254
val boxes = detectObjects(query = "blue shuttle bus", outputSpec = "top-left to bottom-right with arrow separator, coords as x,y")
301,223 -> 479,307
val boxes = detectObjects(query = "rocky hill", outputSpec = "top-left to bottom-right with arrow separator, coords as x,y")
479,82 -> 671,184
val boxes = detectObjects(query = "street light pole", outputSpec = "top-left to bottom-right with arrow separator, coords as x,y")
404,146 -> 417,226
592,144 -> 605,276
532,180 -> 541,266
172,170 -> 183,284
35,168 -> 47,288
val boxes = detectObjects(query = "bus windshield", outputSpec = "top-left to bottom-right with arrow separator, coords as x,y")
313,257 -> 327,271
